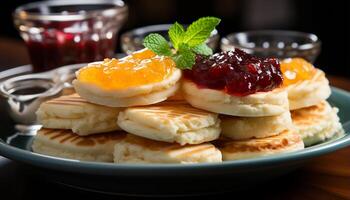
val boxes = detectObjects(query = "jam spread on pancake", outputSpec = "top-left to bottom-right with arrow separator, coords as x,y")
280,58 -> 316,86
183,49 -> 283,96
77,49 -> 175,89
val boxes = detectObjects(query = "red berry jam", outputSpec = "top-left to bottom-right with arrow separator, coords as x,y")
183,49 -> 283,96
25,21 -> 116,72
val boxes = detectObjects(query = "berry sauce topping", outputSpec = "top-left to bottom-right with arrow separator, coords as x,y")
183,48 -> 283,96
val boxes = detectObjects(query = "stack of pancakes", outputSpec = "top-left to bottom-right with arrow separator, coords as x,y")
33,94 -> 223,163
31,56 -> 343,164
189,87 -> 306,161
284,67 -> 344,146
33,94 -> 127,162
115,101 -> 223,163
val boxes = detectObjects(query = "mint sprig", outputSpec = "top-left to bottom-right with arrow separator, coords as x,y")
142,33 -> 172,56
173,43 -> 196,69
182,17 -> 220,46
193,43 -> 213,56
168,22 -> 185,49
143,16 -> 221,69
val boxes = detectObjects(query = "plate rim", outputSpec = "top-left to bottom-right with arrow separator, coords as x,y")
0,87 -> 350,176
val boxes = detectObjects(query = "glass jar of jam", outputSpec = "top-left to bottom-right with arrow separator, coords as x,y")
13,0 -> 128,72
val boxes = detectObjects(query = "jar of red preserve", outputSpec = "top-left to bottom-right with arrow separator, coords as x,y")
13,0 -> 128,72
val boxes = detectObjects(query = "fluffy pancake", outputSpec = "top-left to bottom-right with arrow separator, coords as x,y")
36,94 -> 122,136
285,69 -> 331,110
73,65 -> 182,107
216,130 -> 304,161
220,111 -> 293,140
117,101 -> 221,145
182,80 -> 289,117
32,128 -> 126,162
114,134 -> 222,164
167,89 -> 185,101
291,101 -> 344,146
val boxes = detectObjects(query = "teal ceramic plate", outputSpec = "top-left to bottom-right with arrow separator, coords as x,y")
0,84 -> 350,196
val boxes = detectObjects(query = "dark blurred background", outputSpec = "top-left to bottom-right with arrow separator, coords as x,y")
1,0 -> 349,78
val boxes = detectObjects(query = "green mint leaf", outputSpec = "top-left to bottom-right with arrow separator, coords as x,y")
192,43 -> 213,56
172,43 -> 196,69
143,33 -> 172,56
182,17 -> 221,47
168,22 -> 185,49
142,17 -> 221,70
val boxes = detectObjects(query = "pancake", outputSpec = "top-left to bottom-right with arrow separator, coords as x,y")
220,111 -> 293,140
117,101 -> 221,145
182,80 -> 289,117
167,89 -> 185,101
286,69 -> 331,110
32,128 -> 126,162
216,130 -> 304,161
291,101 -> 344,146
114,134 -> 222,164
73,61 -> 182,107
36,94 -> 122,136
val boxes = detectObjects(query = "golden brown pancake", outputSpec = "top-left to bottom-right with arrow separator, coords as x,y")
117,101 -> 220,145
32,128 -> 126,162
182,80 -> 289,117
220,111 -> 292,140
114,134 -> 222,163
73,58 -> 182,107
215,130 -> 304,160
285,69 -> 331,110
291,101 -> 344,146
36,94 -> 122,135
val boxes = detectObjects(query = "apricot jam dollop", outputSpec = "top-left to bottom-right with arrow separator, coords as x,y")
183,49 -> 283,96
77,49 -> 176,89
280,58 -> 316,86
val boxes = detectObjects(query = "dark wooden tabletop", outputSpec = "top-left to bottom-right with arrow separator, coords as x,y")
0,37 -> 349,200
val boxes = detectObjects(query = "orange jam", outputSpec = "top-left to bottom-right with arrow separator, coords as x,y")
77,49 -> 176,89
280,58 -> 316,86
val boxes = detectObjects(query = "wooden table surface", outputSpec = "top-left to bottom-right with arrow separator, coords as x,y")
279,76 -> 350,200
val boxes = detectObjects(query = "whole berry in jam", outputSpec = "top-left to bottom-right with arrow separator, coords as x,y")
183,48 -> 283,96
